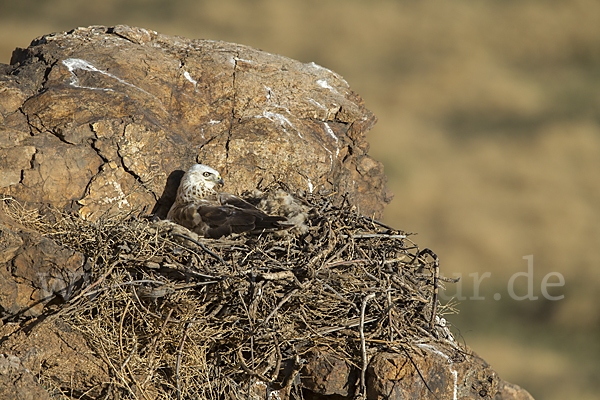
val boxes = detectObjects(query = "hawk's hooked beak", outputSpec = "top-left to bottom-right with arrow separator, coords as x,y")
215,177 -> 224,188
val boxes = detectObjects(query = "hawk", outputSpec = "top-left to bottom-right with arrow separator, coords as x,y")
166,164 -> 287,238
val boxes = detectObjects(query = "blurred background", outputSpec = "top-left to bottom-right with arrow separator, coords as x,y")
1,1 -> 599,398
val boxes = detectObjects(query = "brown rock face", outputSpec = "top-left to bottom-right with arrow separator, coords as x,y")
298,345 -> 534,400
0,318 -> 109,399
367,346 -> 498,400
0,353 -> 53,400
0,25 -> 392,219
302,350 -> 359,397
0,211 -> 91,319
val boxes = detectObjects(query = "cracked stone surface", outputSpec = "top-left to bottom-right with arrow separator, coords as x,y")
0,25 -> 392,219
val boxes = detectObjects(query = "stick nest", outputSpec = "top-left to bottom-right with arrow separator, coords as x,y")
2,191 -> 454,399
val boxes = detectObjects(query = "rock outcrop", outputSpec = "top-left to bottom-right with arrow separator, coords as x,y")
1,24 -> 391,221
0,25 -> 533,400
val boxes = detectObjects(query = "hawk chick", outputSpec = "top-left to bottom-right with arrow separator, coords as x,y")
167,164 -> 286,238
249,189 -> 311,235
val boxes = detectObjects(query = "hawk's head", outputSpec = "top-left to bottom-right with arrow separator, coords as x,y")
178,164 -> 224,201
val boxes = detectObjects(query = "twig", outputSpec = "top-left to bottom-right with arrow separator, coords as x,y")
320,259 -> 367,270
118,299 -> 145,400
270,333 -> 282,382
360,293 -> 376,398
318,279 -> 359,312
142,309 -> 174,387
360,215 -> 396,231
96,331 -> 143,400
256,271 -> 295,281
387,291 -> 394,342
341,233 -> 407,239
131,285 -> 182,323
418,248 -> 440,331
323,242 -> 350,266
67,260 -> 119,304
262,288 -> 298,326
361,265 -> 381,284
169,232 -> 230,266
176,319 -> 196,400
390,323 -> 440,400
82,279 -> 169,298
237,347 -> 269,382
314,317 -> 378,336
121,340 -> 137,373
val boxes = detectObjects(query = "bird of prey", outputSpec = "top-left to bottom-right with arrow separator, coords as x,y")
166,164 -> 287,238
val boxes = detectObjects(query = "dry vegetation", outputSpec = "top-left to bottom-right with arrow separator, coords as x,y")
2,192 -> 454,399
2,1 -> 600,398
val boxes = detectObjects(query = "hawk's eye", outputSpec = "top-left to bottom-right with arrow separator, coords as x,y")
203,172 -> 210,177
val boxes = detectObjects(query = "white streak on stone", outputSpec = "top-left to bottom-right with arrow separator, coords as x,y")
323,122 -> 338,143
262,111 -> 292,128
307,179 -> 314,193
317,79 -> 333,90
112,180 -> 130,208
308,98 -> 326,110
235,57 -> 256,64
309,62 -> 336,76
264,85 -> 273,100
62,58 -> 166,112
62,59 -> 114,92
183,70 -> 197,87
309,62 -> 349,85
63,58 -> 151,97
99,179 -> 130,208
209,120 -> 221,124
416,344 -> 458,400
256,111 -> 303,139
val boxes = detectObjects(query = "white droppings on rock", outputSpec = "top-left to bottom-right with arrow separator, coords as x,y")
260,111 -> 292,127
416,344 -> 458,400
61,58 -> 165,110
308,61 -> 346,81
308,97 -> 327,110
63,58 -> 144,94
256,110 -> 303,139
264,85 -> 273,100
323,122 -> 338,144
183,70 -> 197,87
235,57 -> 256,65
317,79 -> 334,91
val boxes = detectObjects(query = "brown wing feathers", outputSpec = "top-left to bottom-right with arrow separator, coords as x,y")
169,194 -> 286,239
166,164 -> 287,238
198,198 -> 285,238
